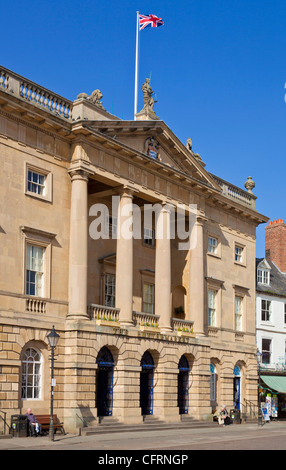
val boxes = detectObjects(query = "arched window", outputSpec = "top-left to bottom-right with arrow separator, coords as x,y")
173,286 -> 187,318
233,365 -> 241,410
210,363 -> 217,402
21,348 -> 42,399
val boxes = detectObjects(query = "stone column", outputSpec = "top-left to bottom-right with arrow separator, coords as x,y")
189,213 -> 206,335
155,203 -> 172,332
115,188 -> 134,326
67,168 -> 89,319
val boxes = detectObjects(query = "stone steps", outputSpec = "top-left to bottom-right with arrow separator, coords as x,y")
0,433 -> 12,439
80,416 -> 218,436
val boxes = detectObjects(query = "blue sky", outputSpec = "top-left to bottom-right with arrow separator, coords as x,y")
2,0 -> 286,256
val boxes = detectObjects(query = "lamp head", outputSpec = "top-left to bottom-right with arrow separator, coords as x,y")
257,348 -> 262,364
47,326 -> 60,348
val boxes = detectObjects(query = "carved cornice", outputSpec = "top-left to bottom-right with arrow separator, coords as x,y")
205,276 -> 225,287
20,226 -> 57,240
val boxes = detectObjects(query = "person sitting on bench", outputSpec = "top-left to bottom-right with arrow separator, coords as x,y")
25,408 -> 42,436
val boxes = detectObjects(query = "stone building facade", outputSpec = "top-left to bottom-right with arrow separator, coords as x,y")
0,66 -> 268,433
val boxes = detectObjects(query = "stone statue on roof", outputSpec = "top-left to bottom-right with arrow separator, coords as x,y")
88,89 -> 105,109
76,89 -> 105,110
142,78 -> 157,111
186,138 -> 206,167
136,78 -> 159,121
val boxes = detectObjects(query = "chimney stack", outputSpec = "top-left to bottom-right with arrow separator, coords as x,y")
265,219 -> 286,272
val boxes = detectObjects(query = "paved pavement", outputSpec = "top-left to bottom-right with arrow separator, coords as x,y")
1,421 -> 286,452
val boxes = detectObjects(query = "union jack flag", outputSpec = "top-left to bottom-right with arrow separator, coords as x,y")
139,14 -> 164,30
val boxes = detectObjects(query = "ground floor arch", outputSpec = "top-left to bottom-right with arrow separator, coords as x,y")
96,346 -> 114,417
178,355 -> 190,415
140,351 -> 155,416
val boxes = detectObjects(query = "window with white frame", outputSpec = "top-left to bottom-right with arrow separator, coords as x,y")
208,236 -> 218,254
143,227 -> 155,247
261,299 -> 271,322
235,295 -> 243,331
257,269 -> 270,285
208,289 -> 217,326
262,338 -> 272,365
21,348 -> 42,399
234,245 -> 243,263
143,283 -> 155,314
26,244 -> 45,297
27,169 -> 46,196
104,274 -> 116,307
25,164 -> 52,202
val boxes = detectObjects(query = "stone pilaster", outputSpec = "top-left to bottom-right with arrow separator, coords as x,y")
112,364 -> 142,424
154,365 -> 181,422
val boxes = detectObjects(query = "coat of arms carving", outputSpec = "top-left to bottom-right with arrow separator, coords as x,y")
144,137 -> 161,160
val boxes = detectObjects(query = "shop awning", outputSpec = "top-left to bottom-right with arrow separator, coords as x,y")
261,375 -> 286,393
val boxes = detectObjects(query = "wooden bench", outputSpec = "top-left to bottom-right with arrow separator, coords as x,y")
34,414 -> 65,435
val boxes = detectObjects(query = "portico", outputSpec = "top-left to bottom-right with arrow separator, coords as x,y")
66,150 -> 200,334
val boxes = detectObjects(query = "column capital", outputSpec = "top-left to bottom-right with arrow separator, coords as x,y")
196,210 -> 208,225
160,201 -> 176,213
115,184 -> 139,198
67,162 -> 94,182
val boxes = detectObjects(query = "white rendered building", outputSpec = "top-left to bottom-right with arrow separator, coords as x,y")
256,258 -> 286,369
256,220 -> 286,418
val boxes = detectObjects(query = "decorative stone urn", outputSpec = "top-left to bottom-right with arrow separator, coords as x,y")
244,176 -> 255,194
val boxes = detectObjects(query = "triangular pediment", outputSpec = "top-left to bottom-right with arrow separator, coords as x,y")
153,127 -> 219,189
84,120 -> 221,192
257,258 -> 271,271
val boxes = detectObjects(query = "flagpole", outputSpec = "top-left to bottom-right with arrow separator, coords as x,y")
134,11 -> 139,120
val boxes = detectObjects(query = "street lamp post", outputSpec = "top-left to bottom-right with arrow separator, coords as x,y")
257,348 -> 263,426
47,326 -> 60,441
